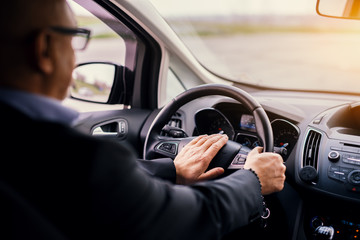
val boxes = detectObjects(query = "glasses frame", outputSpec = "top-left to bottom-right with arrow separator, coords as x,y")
49,26 -> 91,50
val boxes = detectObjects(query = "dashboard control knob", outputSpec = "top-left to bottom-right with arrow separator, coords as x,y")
348,170 -> 360,185
299,166 -> 318,183
328,151 -> 340,162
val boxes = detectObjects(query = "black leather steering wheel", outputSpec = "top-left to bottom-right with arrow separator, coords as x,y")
143,84 -> 273,170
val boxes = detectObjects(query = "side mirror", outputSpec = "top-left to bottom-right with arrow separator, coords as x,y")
316,0 -> 360,20
71,62 -> 124,104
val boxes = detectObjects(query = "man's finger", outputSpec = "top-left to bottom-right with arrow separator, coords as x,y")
198,167 -> 225,182
247,146 -> 263,158
187,135 -> 208,147
204,134 -> 228,156
194,134 -> 223,148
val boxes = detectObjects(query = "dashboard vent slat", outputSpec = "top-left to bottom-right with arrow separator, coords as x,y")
161,112 -> 183,137
303,129 -> 322,170
168,112 -> 182,129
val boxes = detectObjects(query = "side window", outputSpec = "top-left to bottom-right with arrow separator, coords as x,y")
69,1 -> 126,66
66,1 -> 141,108
158,67 -> 186,107
165,69 -> 185,103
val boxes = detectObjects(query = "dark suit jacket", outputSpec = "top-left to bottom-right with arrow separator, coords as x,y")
0,103 -> 263,240
137,158 -> 177,183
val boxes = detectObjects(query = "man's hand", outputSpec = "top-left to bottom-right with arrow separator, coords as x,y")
174,134 -> 228,185
244,147 -> 286,195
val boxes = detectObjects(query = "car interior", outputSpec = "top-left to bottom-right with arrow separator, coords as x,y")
15,0 -> 358,239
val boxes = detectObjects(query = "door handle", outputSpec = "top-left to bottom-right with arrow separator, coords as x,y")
92,119 -> 127,139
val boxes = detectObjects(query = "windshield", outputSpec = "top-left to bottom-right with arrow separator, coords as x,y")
150,0 -> 360,94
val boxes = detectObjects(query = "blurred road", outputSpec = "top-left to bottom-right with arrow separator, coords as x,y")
185,32 -> 360,93
75,38 -> 126,66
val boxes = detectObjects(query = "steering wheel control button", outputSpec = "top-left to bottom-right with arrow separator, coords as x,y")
228,148 -> 249,169
328,151 -> 340,162
156,142 -> 178,155
228,154 -> 246,169
348,170 -> 360,185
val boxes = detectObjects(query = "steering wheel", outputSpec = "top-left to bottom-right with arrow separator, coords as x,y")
143,84 -> 273,170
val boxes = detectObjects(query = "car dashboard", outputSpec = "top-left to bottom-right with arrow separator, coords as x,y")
171,90 -> 360,239
193,103 -> 300,163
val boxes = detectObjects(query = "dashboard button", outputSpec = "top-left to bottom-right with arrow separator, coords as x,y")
339,167 -> 353,182
340,175 -> 347,182
342,154 -> 360,166
328,166 -> 350,182
329,166 -> 339,172
328,171 -> 339,180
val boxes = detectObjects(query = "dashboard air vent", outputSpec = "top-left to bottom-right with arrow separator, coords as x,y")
168,112 -> 182,129
303,129 -> 322,170
160,112 -> 185,137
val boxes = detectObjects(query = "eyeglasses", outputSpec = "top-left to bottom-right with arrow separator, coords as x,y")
49,26 -> 91,51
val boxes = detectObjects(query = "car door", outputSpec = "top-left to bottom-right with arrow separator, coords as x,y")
64,0 -> 167,157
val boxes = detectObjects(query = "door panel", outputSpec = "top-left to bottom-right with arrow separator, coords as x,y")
74,109 -> 152,157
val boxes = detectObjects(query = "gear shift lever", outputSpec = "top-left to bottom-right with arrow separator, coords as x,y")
314,226 -> 334,240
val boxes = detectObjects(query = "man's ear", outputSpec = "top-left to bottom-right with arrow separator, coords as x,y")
33,31 -> 54,74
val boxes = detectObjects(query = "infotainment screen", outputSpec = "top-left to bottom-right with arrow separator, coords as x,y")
240,114 -> 256,132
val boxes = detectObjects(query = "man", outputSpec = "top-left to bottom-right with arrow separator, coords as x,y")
0,0 -> 286,239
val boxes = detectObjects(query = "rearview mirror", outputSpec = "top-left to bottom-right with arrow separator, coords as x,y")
71,62 -> 116,103
316,0 -> 360,20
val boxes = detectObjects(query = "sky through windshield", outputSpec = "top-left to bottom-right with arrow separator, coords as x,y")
150,0 -> 315,17
150,0 -> 360,94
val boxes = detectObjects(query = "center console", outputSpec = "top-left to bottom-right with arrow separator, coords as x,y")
297,103 -> 360,239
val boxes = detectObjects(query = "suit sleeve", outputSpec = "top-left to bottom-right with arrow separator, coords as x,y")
136,158 -> 176,183
90,141 -> 263,240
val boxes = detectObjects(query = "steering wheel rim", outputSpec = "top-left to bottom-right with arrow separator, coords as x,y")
143,84 -> 273,163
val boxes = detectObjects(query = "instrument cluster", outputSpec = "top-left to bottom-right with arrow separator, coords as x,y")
194,107 -> 299,159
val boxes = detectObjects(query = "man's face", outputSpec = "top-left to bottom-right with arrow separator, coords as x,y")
0,0 -> 82,100
50,3 -> 78,100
